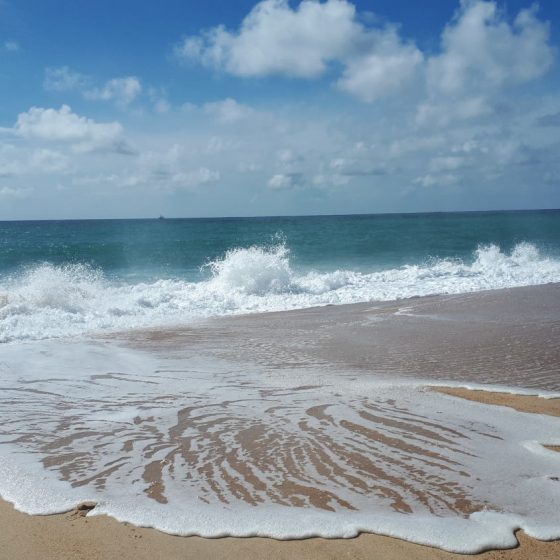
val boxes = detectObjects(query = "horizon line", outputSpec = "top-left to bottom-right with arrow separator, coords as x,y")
1,207 -> 559,223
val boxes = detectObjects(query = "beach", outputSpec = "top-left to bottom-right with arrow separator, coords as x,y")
1,492 -> 560,560
0,283 -> 559,557
2,0 -> 560,552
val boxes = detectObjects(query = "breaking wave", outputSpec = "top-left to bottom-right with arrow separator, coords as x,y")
1,242 -> 559,342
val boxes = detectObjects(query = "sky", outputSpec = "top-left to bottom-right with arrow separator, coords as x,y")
0,0 -> 560,219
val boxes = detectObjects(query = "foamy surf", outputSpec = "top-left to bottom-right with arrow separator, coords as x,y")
1,242 -> 559,342
0,337 -> 559,553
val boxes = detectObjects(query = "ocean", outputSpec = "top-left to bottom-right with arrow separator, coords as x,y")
1,209 -> 560,553
1,209 -> 560,341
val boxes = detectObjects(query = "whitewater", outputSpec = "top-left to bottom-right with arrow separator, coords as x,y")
1,241 -> 560,342
1,212 -> 560,554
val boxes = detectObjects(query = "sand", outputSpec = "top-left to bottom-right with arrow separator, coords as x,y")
1,388 -> 560,559
431,387 -> 560,418
1,498 -> 560,560
2,284 -> 560,559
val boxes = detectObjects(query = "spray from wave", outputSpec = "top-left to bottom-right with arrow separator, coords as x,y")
1,242 -> 559,342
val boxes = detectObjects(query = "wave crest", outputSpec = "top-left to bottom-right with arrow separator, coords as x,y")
208,244 -> 293,295
1,242 -> 559,342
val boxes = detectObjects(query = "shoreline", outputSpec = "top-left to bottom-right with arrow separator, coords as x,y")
1,283 -> 560,558
2,500 -> 559,560
1,386 -> 559,559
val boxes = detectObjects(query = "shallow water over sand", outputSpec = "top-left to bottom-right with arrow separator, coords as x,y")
0,285 -> 559,553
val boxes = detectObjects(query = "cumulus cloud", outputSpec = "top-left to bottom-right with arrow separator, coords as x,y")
177,0 -> 422,102
178,0 -> 555,109
337,28 -> 423,102
427,2 -> 554,94
177,0 -> 358,78
43,66 -> 88,92
13,105 -> 131,153
2,1 -> 559,218
418,1 -> 555,126
85,76 -> 142,106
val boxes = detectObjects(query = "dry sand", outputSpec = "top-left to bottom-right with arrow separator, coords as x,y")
432,386 -> 560,418
1,388 -> 560,560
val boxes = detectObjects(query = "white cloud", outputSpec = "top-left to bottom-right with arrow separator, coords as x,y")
171,167 -> 220,189
14,105 -> 130,153
85,76 -> 142,106
108,145 -> 223,192
427,2 -> 555,94
337,28 -> 423,102
43,66 -> 88,92
30,149 -> 69,173
0,144 -> 69,178
177,0 -> 423,103
267,173 -> 302,189
277,148 -> 303,167
2,1 -> 559,218
0,144 -> 22,177
177,0 -> 358,78
429,155 -> 467,172
178,0 -> 554,110
416,96 -> 493,126
203,98 -> 255,123
45,69 -> 144,107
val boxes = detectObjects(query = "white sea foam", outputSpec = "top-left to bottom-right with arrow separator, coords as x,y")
0,242 -> 559,342
0,339 -> 559,552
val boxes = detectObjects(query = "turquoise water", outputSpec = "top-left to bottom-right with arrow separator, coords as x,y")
1,210 -> 559,281
1,209 -> 560,341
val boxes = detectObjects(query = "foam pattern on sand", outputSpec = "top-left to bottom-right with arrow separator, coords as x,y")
1,242 -> 560,342
0,338 -> 559,553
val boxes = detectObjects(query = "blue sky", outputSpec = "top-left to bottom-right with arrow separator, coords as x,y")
1,0 -> 559,219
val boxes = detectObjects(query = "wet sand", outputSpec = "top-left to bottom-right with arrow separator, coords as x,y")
1,284 -> 560,558
129,283 -> 560,392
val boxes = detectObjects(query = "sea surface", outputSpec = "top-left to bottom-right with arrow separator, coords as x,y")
1,209 -> 560,341
1,210 -> 560,553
